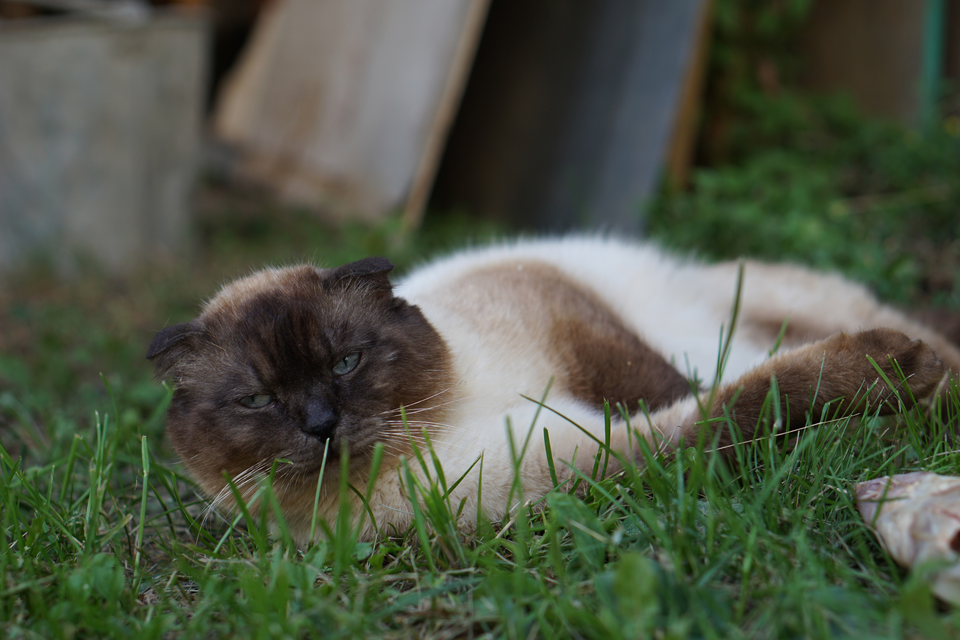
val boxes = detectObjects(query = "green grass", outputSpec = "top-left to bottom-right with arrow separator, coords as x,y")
3,188 -> 960,638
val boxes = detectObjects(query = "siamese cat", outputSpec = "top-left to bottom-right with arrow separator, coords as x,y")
148,237 -> 958,542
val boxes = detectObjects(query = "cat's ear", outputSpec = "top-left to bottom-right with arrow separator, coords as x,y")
147,320 -> 206,379
328,257 -> 395,293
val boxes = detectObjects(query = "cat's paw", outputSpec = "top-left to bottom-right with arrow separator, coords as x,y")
829,328 -> 944,406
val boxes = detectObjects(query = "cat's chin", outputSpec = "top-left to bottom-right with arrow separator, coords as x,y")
285,437 -> 341,474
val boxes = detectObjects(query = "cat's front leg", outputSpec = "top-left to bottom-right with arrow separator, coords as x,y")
638,328 -> 944,455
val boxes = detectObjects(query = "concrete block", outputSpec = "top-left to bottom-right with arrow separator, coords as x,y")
0,10 -> 207,274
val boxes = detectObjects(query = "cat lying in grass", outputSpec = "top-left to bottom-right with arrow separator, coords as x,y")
148,237 -> 957,542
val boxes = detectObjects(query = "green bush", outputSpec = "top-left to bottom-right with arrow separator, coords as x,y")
650,95 -> 960,305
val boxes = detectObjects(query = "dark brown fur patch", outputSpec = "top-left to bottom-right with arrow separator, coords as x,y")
465,262 -> 692,412
550,312 -> 692,412
705,328 -> 944,450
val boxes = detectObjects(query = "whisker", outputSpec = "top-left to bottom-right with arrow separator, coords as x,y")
380,385 -> 458,412
376,385 -> 481,418
198,454 -> 300,534
384,422 -> 503,449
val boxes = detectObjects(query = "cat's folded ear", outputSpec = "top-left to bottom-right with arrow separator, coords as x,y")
147,320 -> 206,380
328,257 -> 395,294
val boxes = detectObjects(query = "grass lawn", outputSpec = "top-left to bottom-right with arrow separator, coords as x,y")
2,182 -> 960,639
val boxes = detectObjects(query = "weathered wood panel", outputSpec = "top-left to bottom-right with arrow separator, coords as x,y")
214,0 -> 488,223
801,0 -> 926,124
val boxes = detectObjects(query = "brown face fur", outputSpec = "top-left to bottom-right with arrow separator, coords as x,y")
147,258 -> 453,521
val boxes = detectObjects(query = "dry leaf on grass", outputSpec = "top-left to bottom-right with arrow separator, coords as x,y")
855,471 -> 960,605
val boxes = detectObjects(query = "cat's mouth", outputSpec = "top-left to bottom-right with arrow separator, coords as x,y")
252,416 -> 400,478
284,434 -> 342,473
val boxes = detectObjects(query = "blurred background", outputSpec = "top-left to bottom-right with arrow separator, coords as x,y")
2,0 -> 960,457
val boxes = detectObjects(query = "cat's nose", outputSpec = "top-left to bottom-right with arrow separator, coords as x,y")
303,397 -> 339,441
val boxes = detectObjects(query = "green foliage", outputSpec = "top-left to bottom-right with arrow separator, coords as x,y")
654,0 -> 960,307
701,0 -> 814,163
650,97 -> 960,305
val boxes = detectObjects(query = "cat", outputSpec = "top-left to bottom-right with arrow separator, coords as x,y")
147,236 -> 958,543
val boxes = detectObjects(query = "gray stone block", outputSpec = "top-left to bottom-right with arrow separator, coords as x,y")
0,10 -> 207,273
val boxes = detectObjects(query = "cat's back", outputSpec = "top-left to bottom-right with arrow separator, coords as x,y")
395,237 -> 739,392
396,236 -> 717,314
398,236 -> 674,295
396,236 -> 927,385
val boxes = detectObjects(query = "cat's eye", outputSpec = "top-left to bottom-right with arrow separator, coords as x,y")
333,352 -> 360,376
239,394 -> 274,408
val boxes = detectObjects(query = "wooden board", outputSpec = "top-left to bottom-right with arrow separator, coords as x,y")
214,0 -> 489,223
800,0 -> 926,124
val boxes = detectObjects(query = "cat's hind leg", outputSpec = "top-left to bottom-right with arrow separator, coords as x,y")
630,328 -> 944,457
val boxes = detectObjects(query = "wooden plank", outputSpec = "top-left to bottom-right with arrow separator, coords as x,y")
800,0 -> 926,124
213,0 -> 485,222
665,0 -> 713,190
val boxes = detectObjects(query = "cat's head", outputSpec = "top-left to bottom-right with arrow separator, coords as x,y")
147,258 -> 452,531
